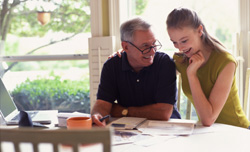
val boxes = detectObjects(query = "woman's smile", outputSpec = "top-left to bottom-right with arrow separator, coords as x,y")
183,47 -> 192,56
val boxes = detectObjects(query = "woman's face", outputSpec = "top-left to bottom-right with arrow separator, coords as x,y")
167,26 -> 203,58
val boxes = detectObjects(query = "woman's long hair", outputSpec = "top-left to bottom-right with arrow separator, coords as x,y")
166,8 -> 226,61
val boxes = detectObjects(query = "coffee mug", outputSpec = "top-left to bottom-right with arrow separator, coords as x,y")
67,117 -> 92,129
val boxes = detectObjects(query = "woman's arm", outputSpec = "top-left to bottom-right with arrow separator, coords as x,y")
188,61 -> 235,126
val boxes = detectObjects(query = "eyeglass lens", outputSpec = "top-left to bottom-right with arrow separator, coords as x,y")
142,41 -> 162,54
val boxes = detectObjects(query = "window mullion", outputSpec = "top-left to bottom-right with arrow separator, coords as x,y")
0,54 -> 88,62
238,0 -> 250,105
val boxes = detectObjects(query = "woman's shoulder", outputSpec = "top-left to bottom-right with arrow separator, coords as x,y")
212,51 -> 236,65
173,52 -> 185,61
173,53 -> 188,66
210,51 -> 237,75
173,53 -> 188,73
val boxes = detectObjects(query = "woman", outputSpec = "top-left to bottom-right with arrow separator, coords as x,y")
166,7 -> 249,128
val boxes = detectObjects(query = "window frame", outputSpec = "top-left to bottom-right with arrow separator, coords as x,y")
0,54 -> 88,62
238,0 -> 250,105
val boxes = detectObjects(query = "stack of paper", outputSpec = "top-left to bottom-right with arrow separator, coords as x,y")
57,112 -> 90,127
140,119 -> 197,136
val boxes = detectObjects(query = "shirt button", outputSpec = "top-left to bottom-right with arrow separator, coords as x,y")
137,79 -> 139,82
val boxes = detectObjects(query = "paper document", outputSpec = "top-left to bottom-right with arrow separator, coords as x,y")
141,119 -> 196,136
57,112 -> 90,127
109,117 -> 147,130
112,130 -> 140,145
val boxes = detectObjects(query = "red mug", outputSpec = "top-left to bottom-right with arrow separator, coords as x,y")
67,117 -> 92,129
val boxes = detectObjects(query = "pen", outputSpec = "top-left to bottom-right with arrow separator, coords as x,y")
99,115 -> 110,122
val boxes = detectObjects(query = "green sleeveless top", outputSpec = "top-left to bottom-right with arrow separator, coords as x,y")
174,51 -> 250,128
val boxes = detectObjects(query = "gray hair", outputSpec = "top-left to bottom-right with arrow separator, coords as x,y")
120,18 -> 151,42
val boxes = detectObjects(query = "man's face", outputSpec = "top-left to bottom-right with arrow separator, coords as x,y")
122,29 -> 156,72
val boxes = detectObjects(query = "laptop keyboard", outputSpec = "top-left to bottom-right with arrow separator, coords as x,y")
11,114 -> 20,121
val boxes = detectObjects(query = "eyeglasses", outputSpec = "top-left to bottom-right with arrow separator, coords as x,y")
125,40 -> 162,54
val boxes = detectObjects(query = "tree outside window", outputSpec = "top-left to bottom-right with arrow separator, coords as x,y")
0,0 -> 91,113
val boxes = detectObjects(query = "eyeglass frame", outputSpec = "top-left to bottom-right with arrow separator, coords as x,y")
124,40 -> 162,54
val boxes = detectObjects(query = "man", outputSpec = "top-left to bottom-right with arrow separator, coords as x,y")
91,18 -> 181,126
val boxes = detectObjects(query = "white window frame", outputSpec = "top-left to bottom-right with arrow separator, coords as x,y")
238,0 -> 250,105
90,0 -> 103,37
0,54 -> 88,62
109,0 -> 133,52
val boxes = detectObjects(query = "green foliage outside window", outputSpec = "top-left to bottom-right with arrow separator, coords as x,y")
6,0 -> 91,37
11,74 -> 90,113
135,0 -> 148,15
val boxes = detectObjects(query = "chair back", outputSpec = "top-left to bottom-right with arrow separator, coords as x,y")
177,73 -> 192,120
0,127 -> 112,152
244,68 -> 250,120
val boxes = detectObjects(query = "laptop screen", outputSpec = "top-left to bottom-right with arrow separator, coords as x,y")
0,79 -> 17,117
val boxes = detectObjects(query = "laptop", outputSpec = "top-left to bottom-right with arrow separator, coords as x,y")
0,78 -> 58,125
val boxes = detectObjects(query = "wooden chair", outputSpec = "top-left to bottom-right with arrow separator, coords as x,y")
244,68 -> 250,120
0,127 -> 112,152
177,73 -> 192,120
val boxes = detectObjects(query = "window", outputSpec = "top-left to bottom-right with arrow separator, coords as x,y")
0,0 -> 91,113
125,0 -> 239,119
129,0 -> 238,56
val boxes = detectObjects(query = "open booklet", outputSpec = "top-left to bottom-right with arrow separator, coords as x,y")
108,117 -> 147,130
109,117 -> 197,145
108,117 -> 197,136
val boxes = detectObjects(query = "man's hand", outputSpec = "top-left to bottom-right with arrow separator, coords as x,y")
91,100 -> 112,127
91,113 -> 106,127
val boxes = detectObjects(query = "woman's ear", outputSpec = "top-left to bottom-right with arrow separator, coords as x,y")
198,25 -> 203,37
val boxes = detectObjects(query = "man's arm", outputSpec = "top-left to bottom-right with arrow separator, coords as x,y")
91,100 -> 112,126
92,57 -> 118,126
111,103 -> 173,120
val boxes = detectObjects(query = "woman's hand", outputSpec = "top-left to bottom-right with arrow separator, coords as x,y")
108,49 -> 124,59
187,50 -> 205,76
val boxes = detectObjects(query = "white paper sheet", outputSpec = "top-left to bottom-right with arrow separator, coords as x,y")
140,120 -> 196,136
57,112 -> 90,127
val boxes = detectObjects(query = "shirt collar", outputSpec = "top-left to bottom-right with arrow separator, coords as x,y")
121,52 -> 153,72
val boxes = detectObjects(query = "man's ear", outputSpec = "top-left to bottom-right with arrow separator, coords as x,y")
121,41 -> 129,52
